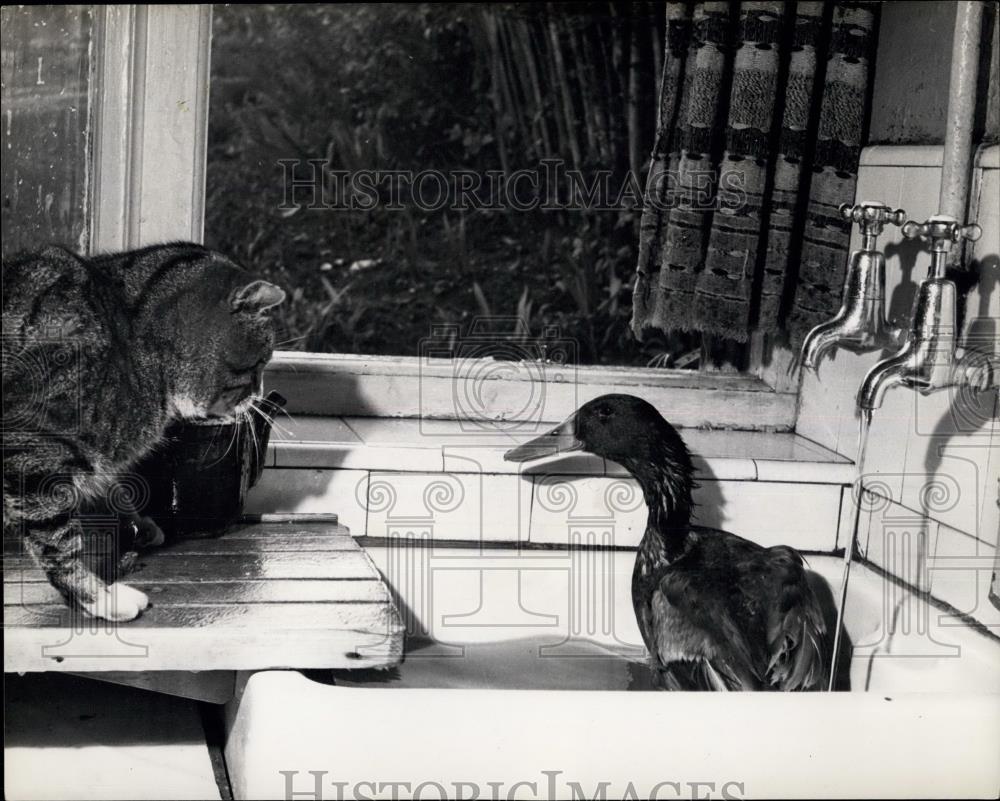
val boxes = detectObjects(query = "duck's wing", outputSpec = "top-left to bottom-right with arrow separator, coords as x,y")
649,568 -> 764,691
760,546 -> 829,691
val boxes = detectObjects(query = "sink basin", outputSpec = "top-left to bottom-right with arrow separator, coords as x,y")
224,551 -> 1000,798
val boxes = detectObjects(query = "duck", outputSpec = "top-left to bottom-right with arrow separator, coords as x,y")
505,393 -> 828,691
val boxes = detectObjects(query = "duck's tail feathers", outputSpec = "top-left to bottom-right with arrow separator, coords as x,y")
766,579 -> 829,691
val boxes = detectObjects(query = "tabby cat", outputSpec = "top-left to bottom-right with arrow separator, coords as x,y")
2,242 -> 285,621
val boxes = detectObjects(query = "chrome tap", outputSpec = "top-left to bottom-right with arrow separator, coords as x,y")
799,202 -> 907,370
858,215 -> 987,411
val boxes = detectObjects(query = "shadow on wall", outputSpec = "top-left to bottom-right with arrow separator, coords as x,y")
687,460 -> 728,532
244,369 -> 375,535
923,253 -> 998,484
882,237 -> 924,336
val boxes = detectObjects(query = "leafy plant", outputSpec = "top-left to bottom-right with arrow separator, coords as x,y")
205,3 -> 675,367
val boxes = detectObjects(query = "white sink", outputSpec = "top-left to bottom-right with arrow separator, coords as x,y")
224,551 -> 1000,799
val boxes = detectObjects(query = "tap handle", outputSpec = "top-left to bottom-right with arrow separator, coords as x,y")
839,202 -> 907,240
901,215 -> 982,252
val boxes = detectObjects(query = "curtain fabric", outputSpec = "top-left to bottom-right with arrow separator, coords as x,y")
632,1 -> 879,347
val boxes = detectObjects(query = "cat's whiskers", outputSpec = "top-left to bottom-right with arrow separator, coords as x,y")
247,403 -> 282,442
274,334 -> 308,348
244,407 -> 262,468
248,398 -> 294,439
219,417 -> 241,464
273,404 -> 299,432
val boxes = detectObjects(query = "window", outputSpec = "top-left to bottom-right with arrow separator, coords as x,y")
2,5 -> 796,430
203,5 -> 763,372
1,5 -> 94,256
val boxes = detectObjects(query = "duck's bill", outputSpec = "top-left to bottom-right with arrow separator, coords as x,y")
504,416 -> 583,462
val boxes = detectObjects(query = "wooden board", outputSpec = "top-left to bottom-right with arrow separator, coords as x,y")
3,521 -> 404,673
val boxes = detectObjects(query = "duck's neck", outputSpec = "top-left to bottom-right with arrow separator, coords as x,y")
621,454 -> 694,562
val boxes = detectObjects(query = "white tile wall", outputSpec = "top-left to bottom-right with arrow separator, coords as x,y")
856,494 -> 999,630
245,468 -> 370,537
248,465 -> 844,552
797,146 -> 1000,549
527,476 -> 842,550
253,417 -> 854,551
929,520 -> 1000,630
363,471 -> 531,544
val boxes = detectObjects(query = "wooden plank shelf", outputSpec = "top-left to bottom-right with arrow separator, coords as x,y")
3,521 -> 404,674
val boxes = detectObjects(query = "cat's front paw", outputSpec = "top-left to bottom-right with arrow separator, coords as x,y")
83,582 -> 150,622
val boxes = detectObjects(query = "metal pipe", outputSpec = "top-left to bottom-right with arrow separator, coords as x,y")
939,1 -> 984,226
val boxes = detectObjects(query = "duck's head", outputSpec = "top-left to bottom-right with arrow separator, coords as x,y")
504,394 -> 693,479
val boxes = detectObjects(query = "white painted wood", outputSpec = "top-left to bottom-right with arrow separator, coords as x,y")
750,335 -> 800,394
859,145 -> 944,167
89,5 -> 212,250
135,4 -> 211,244
90,4 -> 139,253
271,351 -> 769,390
978,145 -> 1000,170
91,4 -> 211,248
4,606 -> 401,673
265,352 -> 798,430
264,415 -> 848,480
4,523 -> 403,673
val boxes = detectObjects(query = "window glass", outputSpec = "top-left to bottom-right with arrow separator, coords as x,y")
1,5 -> 94,256
205,4 -> 707,368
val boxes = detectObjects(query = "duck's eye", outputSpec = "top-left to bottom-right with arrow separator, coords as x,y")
597,405 -> 613,419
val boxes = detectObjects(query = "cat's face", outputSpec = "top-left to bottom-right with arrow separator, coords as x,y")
169,267 -> 286,420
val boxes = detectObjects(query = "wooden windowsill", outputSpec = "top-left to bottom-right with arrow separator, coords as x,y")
265,351 -> 800,431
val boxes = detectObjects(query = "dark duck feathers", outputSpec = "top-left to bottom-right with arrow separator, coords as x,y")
505,393 -> 828,691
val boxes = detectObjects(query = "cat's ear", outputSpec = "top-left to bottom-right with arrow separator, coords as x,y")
231,280 -> 286,313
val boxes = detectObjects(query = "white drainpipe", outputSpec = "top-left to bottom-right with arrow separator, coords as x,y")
939,1 -> 985,233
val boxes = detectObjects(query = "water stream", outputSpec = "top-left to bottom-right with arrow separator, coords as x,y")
828,408 -> 873,691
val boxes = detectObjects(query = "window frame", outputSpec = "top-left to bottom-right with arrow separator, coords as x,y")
89,4 -> 211,252
88,4 -> 800,431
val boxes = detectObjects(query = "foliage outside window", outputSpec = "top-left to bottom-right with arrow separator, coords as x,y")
206,3 -> 730,370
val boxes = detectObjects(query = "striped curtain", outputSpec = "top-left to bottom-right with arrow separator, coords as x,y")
632,1 -> 879,348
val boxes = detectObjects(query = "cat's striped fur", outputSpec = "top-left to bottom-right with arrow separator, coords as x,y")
2,242 -> 285,620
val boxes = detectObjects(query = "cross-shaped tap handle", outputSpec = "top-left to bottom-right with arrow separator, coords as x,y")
839,202 -> 907,241
901,215 -> 982,251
